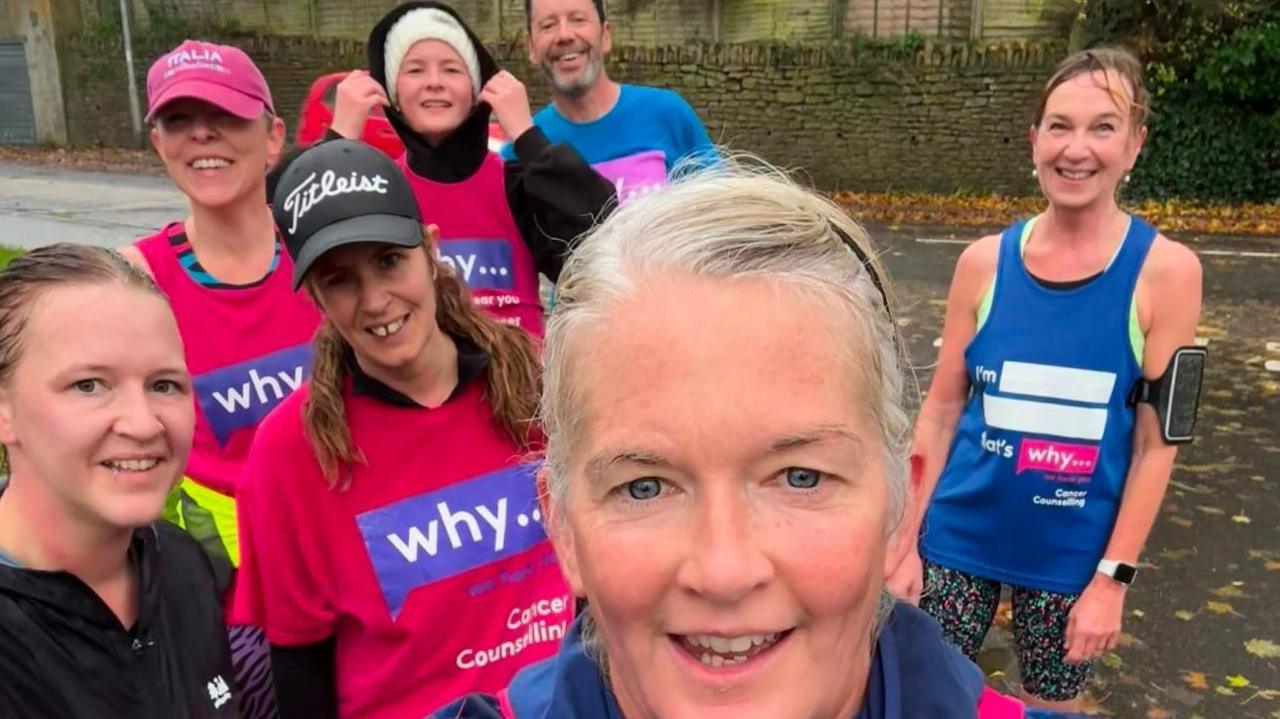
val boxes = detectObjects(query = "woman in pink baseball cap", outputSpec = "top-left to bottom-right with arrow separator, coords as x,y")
118,39 -> 323,719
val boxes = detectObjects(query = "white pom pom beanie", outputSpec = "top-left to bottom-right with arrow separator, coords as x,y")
382,8 -> 482,105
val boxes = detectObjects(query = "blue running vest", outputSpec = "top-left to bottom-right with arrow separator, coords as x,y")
920,216 -> 1155,595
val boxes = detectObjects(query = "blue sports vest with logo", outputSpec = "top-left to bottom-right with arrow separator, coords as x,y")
920,216 -> 1154,595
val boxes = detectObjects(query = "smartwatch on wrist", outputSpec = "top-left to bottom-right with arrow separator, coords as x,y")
1096,558 -> 1137,585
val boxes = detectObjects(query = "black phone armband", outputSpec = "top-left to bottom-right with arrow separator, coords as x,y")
1129,346 -> 1207,444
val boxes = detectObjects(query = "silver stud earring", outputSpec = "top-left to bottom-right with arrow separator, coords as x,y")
1124,172 -> 1132,184
1031,167 -> 1039,179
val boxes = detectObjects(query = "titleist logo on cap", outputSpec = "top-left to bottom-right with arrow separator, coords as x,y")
283,170 -> 391,234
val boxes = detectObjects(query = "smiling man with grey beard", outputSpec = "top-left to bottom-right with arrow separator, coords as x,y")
505,0 -> 716,204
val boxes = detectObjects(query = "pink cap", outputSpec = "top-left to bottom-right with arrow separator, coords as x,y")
145,40 -> 274,122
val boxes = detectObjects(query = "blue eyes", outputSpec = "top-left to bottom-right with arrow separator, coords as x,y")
785,467 -> 822,489
626,478 -> 662,500
617,467 -> 825,503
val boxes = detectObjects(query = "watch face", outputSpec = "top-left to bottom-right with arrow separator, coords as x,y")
1113,563 -> 1137,584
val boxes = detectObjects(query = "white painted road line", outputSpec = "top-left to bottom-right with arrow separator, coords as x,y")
1267,341 -> 1280,353
1197,249 -> 1280,259
914,238 -> 1280,259
1266,360 -> 1280,373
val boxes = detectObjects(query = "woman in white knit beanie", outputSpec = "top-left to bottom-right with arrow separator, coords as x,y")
321,1 -> 615,337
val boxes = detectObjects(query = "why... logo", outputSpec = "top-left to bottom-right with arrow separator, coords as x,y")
194,344 -> 313,445
1017,438 -> 1100,475
357,464 -> 548,619
592,149 -> 669,204
437,239 -> 516,291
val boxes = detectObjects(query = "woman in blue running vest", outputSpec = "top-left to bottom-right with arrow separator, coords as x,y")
886,47 -> 1203,713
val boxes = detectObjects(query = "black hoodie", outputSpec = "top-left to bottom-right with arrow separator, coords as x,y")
268,1 -> 615,285
0,522 -> 237,718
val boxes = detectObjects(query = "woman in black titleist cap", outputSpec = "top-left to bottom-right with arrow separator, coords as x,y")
234,140 -> 573,719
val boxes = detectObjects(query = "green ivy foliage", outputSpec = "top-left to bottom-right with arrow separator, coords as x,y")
1130,85 -> 1280,202
1077,0 -> 1279,202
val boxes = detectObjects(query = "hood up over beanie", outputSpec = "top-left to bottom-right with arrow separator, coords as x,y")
368,1 -> 500,181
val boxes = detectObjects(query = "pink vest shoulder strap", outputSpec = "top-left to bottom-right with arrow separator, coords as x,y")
978,686 -> 1025,718
496,688 -> 517,719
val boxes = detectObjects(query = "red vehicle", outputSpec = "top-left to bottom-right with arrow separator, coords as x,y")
296,72 -> 509,157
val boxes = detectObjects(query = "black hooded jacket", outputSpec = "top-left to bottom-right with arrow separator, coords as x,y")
368,1 -> 614,283
0,522 -> 237,718
268,1 -> 615,282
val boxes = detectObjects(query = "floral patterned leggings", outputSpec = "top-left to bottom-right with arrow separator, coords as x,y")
919,560 -> 1092,702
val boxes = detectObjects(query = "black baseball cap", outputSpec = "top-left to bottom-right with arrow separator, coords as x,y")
272,139 -> 423,290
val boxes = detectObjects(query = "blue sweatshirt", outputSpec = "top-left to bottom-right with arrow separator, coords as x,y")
431,602 -> 987,719
504,84 -> 716,202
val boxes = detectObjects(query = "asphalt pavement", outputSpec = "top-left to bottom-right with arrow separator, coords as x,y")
1,161 -> 1276,717
0,162 -> 185,248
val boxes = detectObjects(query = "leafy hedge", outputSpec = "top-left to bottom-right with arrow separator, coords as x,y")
1132,87 -> 1280,203
1078,1 -> 1280,202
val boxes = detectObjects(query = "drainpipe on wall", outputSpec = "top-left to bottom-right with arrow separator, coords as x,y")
970,0 -> 984,41
831,0 -> 847,40
118,0 -> 143,146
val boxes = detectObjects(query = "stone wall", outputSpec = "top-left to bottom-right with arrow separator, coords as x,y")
72,0 -> 1073,43
60,34 -> 1062,193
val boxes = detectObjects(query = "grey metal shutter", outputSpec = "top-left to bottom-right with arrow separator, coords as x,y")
0,39 -> 37,145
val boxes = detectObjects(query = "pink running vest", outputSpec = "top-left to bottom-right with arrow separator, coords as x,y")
137,223 -> 322,497
396,153 -> 544,335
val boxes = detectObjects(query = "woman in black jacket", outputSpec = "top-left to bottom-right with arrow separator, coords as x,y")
0,244 -> 235,718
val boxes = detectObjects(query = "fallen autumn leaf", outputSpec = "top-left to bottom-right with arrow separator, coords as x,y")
1244,638 -> 1280,659
1225,674 -> 1251,688
1205,601 -> 1235,614
1182,671 -> 1209,690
